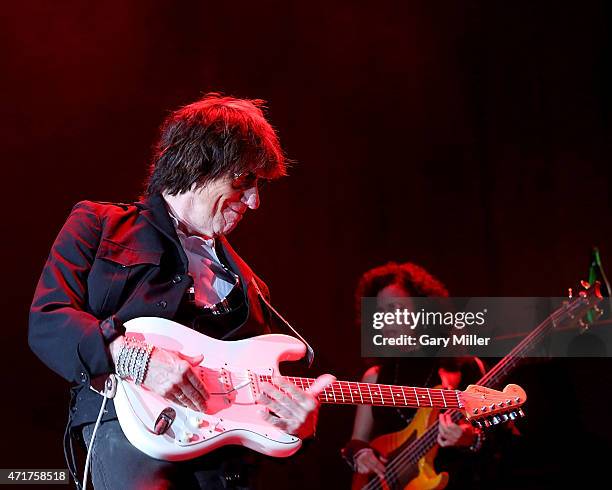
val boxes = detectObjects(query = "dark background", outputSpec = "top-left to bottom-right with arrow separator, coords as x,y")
2,1 -> 611,488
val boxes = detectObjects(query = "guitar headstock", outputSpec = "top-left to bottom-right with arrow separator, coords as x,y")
566,280 -> 604,331
459,384 -> 527,428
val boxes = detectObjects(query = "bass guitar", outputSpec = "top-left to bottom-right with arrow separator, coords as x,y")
351,281 -> 603,490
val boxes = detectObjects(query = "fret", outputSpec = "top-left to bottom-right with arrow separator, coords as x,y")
346,381 -> 354,403
426,388 -> 433,407
414,388 -> 431,407
330,382 -> 337,403
379,385 -> 389,406
389,386 -> 398,406
401,386 -> 408,406
319,381 -> 328,402
339,382 -> 346,403
356,382 -> 364,404
440,389 -> 447,408
366,383 -> 374,404
373,385 -> 384,405
414,387 -> 420,407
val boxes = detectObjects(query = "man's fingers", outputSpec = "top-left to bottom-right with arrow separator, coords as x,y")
276,378 -> 310,404
170,391 -> 197,411
259,392 -> 296,419
260,408 -> 282,426
306,374 -> 336,397
180,383 -> 207,412
261,383 -> 307,419
186,368 -> 209,401
260,407 -> 292,432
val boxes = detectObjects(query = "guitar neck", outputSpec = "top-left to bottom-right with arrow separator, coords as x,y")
259,375 -> 462,409
480,292 -> 600,388
478,305 -> 558,388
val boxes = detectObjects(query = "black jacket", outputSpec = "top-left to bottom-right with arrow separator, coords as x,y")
29,193 -> 272,426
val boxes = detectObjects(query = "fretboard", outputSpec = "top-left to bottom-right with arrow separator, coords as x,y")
258,375 -> 462,409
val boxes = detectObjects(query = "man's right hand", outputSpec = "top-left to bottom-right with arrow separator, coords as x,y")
110,337 -> 209,412
354,448 -> 388,480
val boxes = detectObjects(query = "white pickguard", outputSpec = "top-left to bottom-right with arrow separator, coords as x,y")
113,317 -> 307,461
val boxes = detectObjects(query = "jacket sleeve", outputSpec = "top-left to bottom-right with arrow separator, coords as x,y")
28,201 -> 123,384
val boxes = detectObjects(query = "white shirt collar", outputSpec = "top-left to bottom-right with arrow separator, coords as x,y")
167,211 -> 216,248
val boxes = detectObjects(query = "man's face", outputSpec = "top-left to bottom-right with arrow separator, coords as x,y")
185,173 -> 260,237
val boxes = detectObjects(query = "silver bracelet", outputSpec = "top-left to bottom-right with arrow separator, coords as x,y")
136,344 -> 154,385
116,340 -> 131,378
116,338 -> 153,384
126,341 -> 139,378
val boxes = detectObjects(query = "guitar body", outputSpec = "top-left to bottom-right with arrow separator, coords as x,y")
352,400 -> 447,490
114,317 -> 307,461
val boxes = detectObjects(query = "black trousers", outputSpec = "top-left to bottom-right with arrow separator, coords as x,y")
81,420 -> 255,489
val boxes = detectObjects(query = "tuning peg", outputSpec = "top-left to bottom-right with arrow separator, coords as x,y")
517,408 -> 526,418
491,416 -> 501,425
508,411 -> 517,421
483,418 -> 492,428
471,419 -> 483,429
501,414 -> 509,422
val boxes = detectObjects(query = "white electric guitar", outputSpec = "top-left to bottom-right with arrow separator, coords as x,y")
114,317 -> 527,461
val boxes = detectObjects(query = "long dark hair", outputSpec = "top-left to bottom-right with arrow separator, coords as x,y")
355,261 -> 449,325
145,93 -> 287,196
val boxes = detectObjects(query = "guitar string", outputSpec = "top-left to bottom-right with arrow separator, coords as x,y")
361,300 -> 577,490
393,364 -> 435,427
223,375 -> 477,405
258,375 -> 463,407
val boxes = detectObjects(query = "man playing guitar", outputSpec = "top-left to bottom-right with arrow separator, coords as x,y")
29,93 -> 333,489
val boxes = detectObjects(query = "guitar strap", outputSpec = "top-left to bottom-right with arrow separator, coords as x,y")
250,278 -> 315,367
